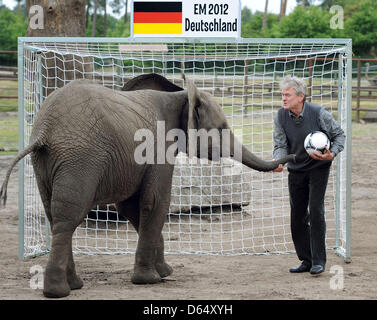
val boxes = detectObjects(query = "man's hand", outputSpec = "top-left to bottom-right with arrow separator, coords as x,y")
309,147 -> 335,161
272,159 -> 284,172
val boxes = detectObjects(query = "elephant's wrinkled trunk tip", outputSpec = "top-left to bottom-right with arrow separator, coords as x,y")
276,154 -> 296,165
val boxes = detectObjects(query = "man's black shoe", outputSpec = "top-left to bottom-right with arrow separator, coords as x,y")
289,263 -> 311,273
310,265 -> 325,275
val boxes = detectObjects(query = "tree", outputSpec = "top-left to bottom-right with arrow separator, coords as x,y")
242,11 -> 279,38
103,0 -> 107,36
26,0 -> 89,97
110,0 -> 128,23
263,0 -> 268,30
92,0 -> 98,36
296,0 -> 316,7
277,5 -> 333,38
279,0 -> 287,23
124,0 -> 128,23
26,0 -> 86,36
16,0 -> 22,14
241,6 -> 252,25
0,8 -> 27,64
343,0 -> 377,56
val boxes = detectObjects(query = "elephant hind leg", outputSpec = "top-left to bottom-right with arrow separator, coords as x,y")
34,175 -> 83,292
43,177 -> 96,298
66,250 -> 84,290
43,222 -> 74,298
155,234 -> 173,278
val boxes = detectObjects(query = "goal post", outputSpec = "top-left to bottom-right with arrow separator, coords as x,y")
17,37 -> 352,262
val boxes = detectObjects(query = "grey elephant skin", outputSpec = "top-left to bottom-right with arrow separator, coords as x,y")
0,74 -> 295,298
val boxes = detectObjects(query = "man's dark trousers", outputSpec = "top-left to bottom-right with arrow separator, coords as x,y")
288,165 -> 331,267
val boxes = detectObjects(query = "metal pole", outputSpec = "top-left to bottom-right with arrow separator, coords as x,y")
17,38 -> 25,260
37,55 -> 50,252
335,54 -> 343,252
345,40 -> 353,263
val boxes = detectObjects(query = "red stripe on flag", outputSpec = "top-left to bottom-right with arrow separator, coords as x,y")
134,12 -> 182,23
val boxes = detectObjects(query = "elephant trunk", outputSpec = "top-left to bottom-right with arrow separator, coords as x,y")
227,132 -> 295,172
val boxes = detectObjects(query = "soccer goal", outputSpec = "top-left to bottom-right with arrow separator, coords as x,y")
17,37 -> 352,262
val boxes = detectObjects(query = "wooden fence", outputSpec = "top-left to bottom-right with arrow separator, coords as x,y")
1,51 -> 376,121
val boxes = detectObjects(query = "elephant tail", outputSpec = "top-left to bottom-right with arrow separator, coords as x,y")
0,140 -> 42,207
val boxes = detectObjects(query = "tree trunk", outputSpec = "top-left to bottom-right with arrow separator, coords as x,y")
92,0 -> 98,37
16,0 -> 21,15
279,0 -> 284,23
279,0 -> 287,23
26,0 -> 86,37
104,0 -> 107,37
26,0 -> 92,98
124,0 -> 128,24
262,0 -> 268,30
86,0 -> 90,29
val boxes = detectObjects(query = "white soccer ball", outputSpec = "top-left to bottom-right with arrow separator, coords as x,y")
304,131 -> 330,154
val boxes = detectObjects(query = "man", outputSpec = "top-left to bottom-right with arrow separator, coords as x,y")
273,75 -> 345,275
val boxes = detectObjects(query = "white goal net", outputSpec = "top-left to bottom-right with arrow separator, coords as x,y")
18,38 -> 351,261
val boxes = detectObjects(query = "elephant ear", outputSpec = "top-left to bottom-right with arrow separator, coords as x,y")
184,75 -> 201,158
185,76 -> 201,132
122,73 -> 183,92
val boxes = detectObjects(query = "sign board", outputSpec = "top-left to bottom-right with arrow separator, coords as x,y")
131,0 -> 241,38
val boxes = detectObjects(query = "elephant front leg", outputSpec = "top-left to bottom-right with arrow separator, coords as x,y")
131,165 -> 174,284
132,242 -> 162,284
116,197 -> 172,280
132,201 -> 171,284
132,234 -> 173,284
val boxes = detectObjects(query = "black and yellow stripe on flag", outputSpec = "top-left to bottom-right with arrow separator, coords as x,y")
133,1 -> 183,35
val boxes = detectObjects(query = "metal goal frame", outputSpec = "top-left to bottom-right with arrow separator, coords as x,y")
17,37 -> 352,262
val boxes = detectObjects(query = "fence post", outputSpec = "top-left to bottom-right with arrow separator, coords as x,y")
356,59 -> 361,122
308,59 -> 313,102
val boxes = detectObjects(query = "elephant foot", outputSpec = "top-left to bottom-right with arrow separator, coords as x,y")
43,279 -> 71,298
43,265 -> 71,298
67,274 -> 84,291
131,267 -> 161,284
155,262 -> 173,278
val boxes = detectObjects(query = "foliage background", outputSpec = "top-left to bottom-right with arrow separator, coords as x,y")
0,0 -> 376,65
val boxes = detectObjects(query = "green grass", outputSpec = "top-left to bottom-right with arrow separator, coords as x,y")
352,121 -> 377,136
0,80 -> 18,112
0,116 -> 18,153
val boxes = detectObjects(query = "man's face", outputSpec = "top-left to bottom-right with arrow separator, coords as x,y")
281,87 -> 304,111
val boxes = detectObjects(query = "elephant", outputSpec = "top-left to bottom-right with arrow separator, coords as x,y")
0,74 -> 295,298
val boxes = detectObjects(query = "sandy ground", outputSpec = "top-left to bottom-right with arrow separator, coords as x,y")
0,122 -> 376,301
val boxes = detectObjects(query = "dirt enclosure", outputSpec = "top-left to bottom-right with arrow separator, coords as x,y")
0,122 -> 376,301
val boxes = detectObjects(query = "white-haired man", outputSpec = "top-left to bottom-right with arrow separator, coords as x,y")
273,75 -> 345,275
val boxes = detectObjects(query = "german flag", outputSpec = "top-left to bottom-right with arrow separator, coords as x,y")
133,1 -> 183,35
